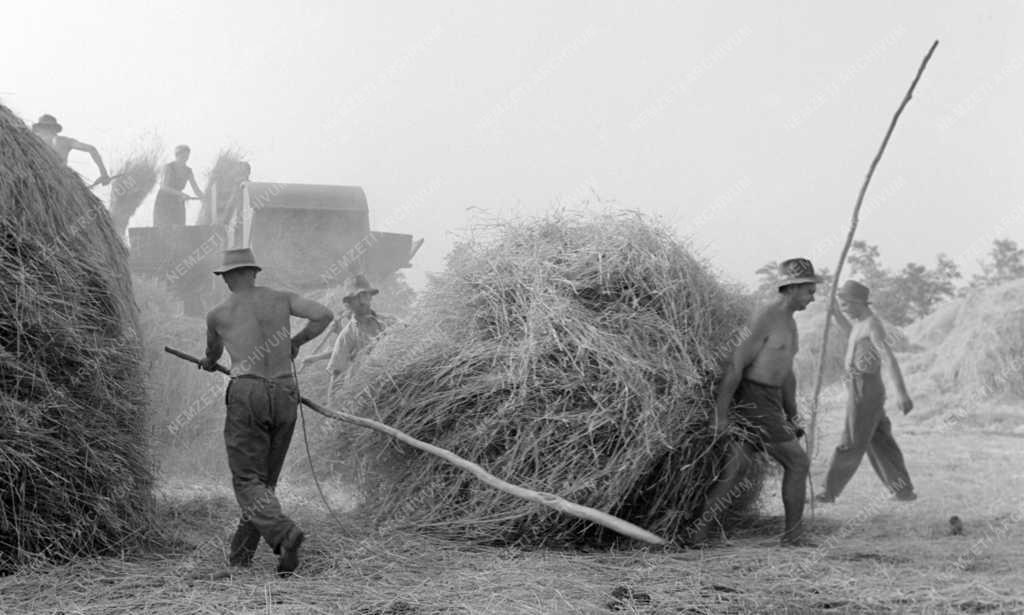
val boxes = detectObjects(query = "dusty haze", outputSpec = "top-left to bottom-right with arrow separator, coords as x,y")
2,0 -> 1022,289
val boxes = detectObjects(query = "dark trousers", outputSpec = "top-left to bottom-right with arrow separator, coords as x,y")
153,194 -> 186,227
224,375 -> 299,564
823,372 -> 913,498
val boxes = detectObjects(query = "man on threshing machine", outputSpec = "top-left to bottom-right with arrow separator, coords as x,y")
154,145 -> 204,227
198,248 -> 333,576
695,257 -> 820,547
31,113 -> 111,185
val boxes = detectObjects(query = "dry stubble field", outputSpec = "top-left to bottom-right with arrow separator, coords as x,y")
2,391 -> 1022,615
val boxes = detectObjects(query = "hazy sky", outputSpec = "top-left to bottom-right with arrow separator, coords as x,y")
3,1 -> 1022,290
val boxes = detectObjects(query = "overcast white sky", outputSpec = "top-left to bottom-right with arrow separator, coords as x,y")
3,1 -> 1022,290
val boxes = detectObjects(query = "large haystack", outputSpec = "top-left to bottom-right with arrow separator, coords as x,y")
332,212 -> 763,546
0,105 -> 152,569
908,279 -> 1024,400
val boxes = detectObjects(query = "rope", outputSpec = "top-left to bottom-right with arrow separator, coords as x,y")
291,359 -> 352,537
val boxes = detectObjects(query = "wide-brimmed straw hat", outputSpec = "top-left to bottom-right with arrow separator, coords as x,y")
342,274 -> 379,303
837,280 -> 871,304
213,248 -> 262,275
32,114 -> 62,133
776,257 -> 824,289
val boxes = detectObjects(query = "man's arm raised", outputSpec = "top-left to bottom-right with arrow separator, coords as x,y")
69,139 -> 110,184
869,318 -> 913,414
714,311 -> 770,436
829,296 -> 852,336
288,293 -> 333,358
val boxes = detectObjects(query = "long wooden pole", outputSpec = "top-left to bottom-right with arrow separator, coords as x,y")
165,346 -> 669,546
806,40 -> 939,460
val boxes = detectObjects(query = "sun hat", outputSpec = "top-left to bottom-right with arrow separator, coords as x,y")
776,257 -> 824,289
32,114 -> 62,133
213,248 -> 262,275
342,274 -> 379,303
837,280 -> 871,304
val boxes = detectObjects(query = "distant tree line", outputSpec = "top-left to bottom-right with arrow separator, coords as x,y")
755,238 -> 1024,326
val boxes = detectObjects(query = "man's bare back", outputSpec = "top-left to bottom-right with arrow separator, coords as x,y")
46,135 -> 76,164
744,304 -> 799,386
207,287 -> 311,378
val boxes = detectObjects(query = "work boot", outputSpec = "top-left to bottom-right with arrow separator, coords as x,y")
228,521 -> 261,567
276,526 -> 305,578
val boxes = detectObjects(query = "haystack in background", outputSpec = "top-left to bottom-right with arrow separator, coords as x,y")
907,279 -> 1024,401
0,104 -> 152,569
904,298 -> 962,350
195,149 -> 248,226
108,146 -> 160,239
328,211 -> 762,546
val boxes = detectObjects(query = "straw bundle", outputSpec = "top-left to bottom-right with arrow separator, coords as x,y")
108,147 -> 160,239
334,211 -> 763,546
0,104 -> 152,570
195,149 -> 247,226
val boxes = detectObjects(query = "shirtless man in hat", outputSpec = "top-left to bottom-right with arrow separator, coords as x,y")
31,114 -> 111,184
199,248 -> 333,576
815,280 -> 916,504
690,257 -> 819,547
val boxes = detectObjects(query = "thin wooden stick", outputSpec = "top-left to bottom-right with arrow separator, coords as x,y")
806,40 -> 939,461
165,346 -> 669,546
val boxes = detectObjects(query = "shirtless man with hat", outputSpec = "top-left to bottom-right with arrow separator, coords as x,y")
31,114 -> 111,185
689,257 -> 820,547
199,248 -> 333,576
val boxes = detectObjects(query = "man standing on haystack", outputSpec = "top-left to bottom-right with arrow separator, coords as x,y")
31,114 -> 111,185
199,248 -> 333,576
815,280 -> 916,504
302,275 -> 389,404
693,258 -> 820,547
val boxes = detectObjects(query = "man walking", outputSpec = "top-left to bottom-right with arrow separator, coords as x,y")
199,248 -> 333,576
31,114 -> 111,184
816,280 -> 916,503
691,258 -> 820,547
